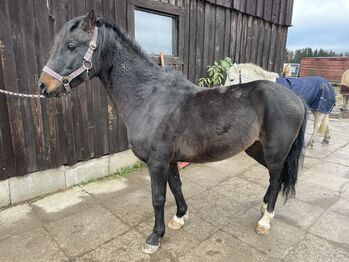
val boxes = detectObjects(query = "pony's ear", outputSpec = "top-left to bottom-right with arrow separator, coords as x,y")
82,10 -> 96,32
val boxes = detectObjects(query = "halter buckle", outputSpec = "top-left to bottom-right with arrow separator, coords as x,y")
83,60 -> 93,70
89,42 -> 97,50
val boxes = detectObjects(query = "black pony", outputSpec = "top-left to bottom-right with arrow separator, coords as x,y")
39,11 -> 307,254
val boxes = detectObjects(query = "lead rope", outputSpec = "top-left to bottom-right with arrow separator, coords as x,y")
0,88 -> 45,98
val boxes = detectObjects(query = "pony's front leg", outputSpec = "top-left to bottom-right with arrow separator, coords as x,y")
142,162 -> 168,254
168,163 -> 188,230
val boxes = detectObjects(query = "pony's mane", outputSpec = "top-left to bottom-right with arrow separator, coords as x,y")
239,63 -> 279,78
98,17 -> 156,67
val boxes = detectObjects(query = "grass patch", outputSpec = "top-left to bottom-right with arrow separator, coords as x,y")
78,161 -> 146,186
113,161 -> 146,177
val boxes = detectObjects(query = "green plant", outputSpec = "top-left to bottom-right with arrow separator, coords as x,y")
198,57 -> 233,87
114,161 -> 146,177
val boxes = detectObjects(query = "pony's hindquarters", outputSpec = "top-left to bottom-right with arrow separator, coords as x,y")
254,86 -> 307,235
280,103 -> 307,199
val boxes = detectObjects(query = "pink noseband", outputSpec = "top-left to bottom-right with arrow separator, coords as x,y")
42,27 -> 98,93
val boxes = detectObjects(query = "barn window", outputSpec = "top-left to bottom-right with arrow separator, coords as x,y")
134,9 -> 178,56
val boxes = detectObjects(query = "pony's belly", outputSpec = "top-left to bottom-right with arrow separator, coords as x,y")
178,140 -> 252,163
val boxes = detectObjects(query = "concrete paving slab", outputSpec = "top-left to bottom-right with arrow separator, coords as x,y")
136,216 -> 201,261
308,210 -> 349,246
0,203 -> 42,241
224,208 -> 305,259
211,176 -> 266,204
179,230 -> 278,262
194,195 -> 251,227
275,199 -> 325,230
283,233 -> 349,262
77,229 -> 150,262
45,205 -> 129,257
236,164 -> 269,188
300,162 -> 349,193
101,185 -> 156,227
80,176 -> 129,199
0,227 -> 67,262
32,187 -> 96,222
294,179 -> 340,209
328,197 -> 349,217
326,144 -> 349,167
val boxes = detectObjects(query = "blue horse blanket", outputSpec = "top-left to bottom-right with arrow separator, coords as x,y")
276,76 -> 336,114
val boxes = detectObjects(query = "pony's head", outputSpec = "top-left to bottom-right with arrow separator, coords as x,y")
224,63 -> 240,86
282,63 -> 292,77
38,10 -> 100,97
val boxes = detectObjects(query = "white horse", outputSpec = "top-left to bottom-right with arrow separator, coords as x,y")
225,63 -> 335,147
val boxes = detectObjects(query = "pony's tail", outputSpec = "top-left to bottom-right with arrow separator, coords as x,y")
281,103 -> 307,200
318,114 -> 329,135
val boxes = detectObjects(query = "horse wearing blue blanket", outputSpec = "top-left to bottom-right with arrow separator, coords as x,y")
225,63 -> 336,147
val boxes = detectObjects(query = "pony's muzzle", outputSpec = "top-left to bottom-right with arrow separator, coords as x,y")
38,72 -> 63,97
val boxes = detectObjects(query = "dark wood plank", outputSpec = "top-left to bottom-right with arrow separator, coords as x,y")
222,8 -> 231,59
256,20 -> 266,66
214,6 -> 225,61
195,0 -> 205,83
203,2 -> 215,70
285,0 -> 294,26
268,23 -> 277,71
229,11 -> 238,62
250,18 -> 260,64
278,0 -> 287,25
0,0 -> 28,176
244,16 -> 253,62
187,0 -> 197,82
271,0 -> 281,24
0,43 -> 15,179
262,22 -> 272,70
263,0 -> 272,21
256,0 -> 264,18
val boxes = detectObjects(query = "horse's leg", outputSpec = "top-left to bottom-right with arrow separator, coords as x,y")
307,111 -> 323,147
142,162 -> 168,254
255,134 -> 296,235
255,160 -> 283,235
245,142 -> 270,215
167,163 -> 188,230
321,115 -> 330,144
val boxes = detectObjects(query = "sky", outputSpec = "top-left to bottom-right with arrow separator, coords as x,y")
286,0 -> 349,53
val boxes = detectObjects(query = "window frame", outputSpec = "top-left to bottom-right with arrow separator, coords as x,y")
127,0 -> 185,65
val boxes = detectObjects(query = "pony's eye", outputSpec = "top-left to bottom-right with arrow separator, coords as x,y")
67,45 -> 76,51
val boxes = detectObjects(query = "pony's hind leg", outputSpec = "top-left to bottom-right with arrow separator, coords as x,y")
167,163 -> 188,230
307,111 -> 324,147
142,161 -> 168,254
321,115 -> 330,144
256,162 -> 283,235
245,141 -> 269,216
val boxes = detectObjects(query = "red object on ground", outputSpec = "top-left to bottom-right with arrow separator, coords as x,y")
178,162 -> 190,169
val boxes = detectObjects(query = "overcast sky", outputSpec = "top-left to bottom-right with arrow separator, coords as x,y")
286,0 -> 349,53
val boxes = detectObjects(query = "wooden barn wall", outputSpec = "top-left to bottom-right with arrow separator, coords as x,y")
0,0 -> 292,180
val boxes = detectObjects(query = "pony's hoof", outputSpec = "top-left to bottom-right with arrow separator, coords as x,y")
168,211 -> 189,230
321,140 -> 330,145
306,141 -> 314,148
255,223 -> 270,235
142,242 -> 160,254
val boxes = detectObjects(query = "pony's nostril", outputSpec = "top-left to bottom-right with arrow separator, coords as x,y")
39,82 -> 47,94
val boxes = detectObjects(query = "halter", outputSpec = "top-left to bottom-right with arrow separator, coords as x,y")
42,27 -> 98,93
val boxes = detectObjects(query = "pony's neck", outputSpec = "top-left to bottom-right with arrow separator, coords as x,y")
96,26 -> 171,122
